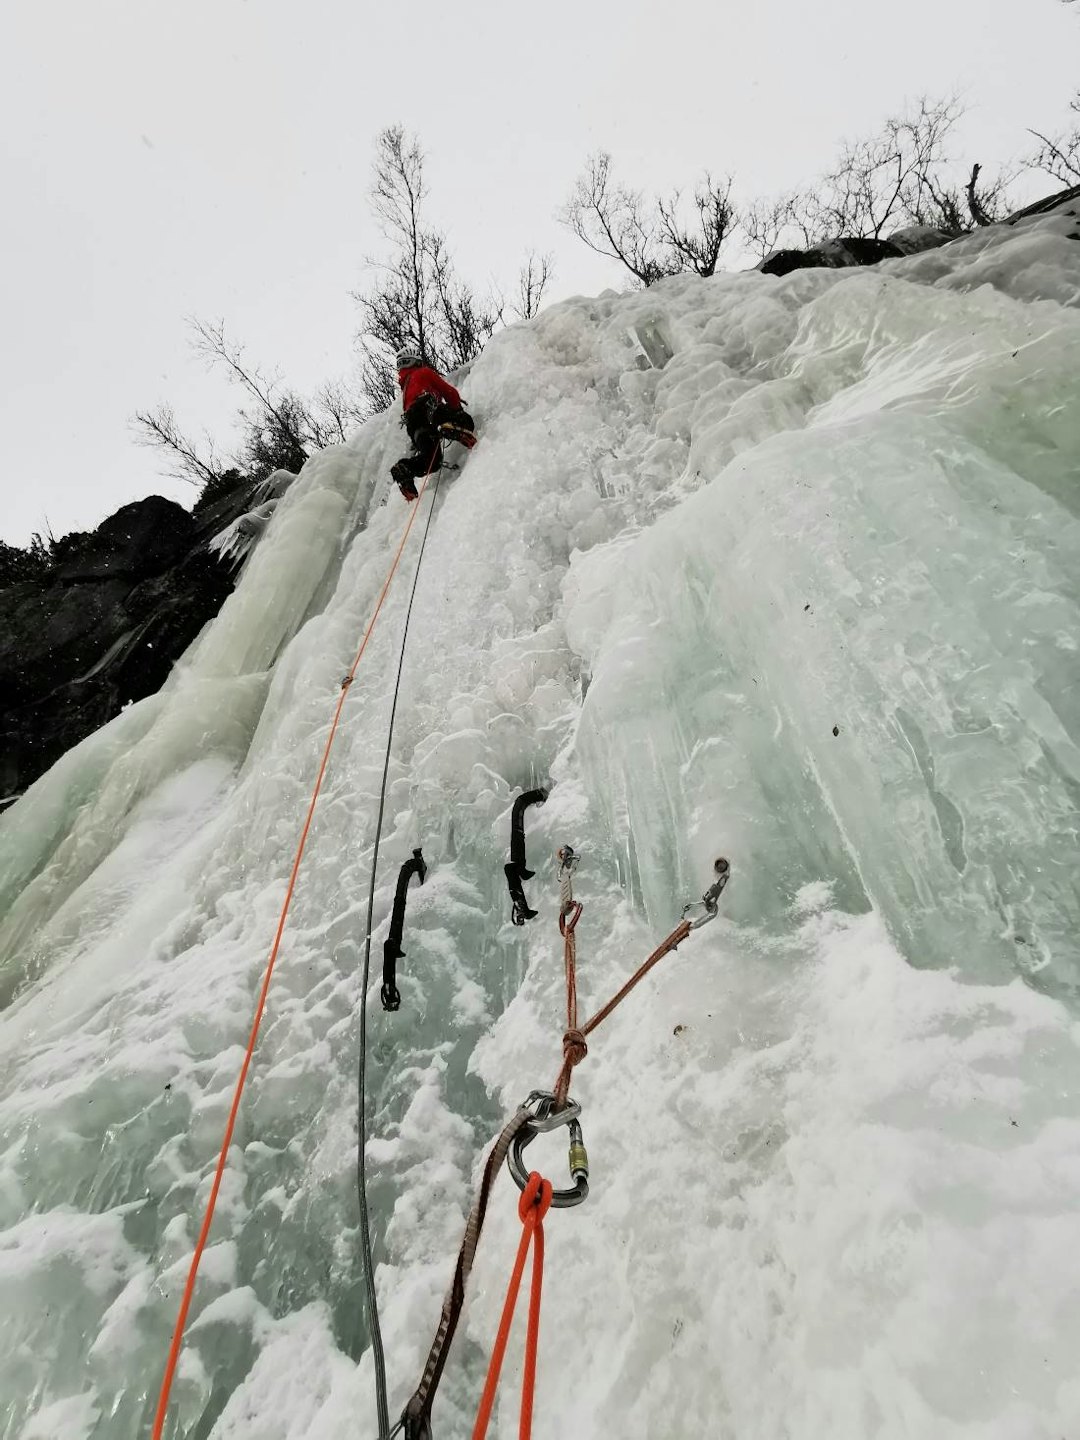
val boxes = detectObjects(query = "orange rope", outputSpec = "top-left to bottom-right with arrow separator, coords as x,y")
151,472 -> 436,1440
471,1173 -> 553,1440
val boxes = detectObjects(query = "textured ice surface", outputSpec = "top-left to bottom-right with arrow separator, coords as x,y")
1,218 -> 1079,1439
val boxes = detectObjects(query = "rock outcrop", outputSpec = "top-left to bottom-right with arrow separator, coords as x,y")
760,235 -> 907,277
0,482 -> 258,803
758,183 -> 1080,279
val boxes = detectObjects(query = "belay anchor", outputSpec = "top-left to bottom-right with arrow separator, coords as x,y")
398,851 -> 734,1440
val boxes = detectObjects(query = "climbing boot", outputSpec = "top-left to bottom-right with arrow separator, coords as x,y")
391,462 -> 419,500
438,422 -> 478,450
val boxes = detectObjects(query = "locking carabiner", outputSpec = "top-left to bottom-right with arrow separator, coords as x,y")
507,1090 -> 590,1208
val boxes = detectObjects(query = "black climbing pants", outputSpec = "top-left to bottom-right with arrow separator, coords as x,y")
394,397 -> 474,481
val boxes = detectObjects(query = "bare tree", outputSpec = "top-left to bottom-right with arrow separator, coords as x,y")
561,153 -> 672,286
899,156 -> 1013,233
355,126 -> 503,413
656,173 -> 737,277
135,320 -> 366,494
802,96 -> 968,239
513,252 -> 554,320
312,379 -> 366,445
188,319 -> 371,466
357,343 -> 401,419
431,241 -> 504,370
562,155 -> 739,285
1027,93 -> 1080,184
356,265 -> 417,414
132,403 -> 225,488
364,127 -> 434,363
189,318 -> 312,471
745,98 -> 1014,256
741,193 -> 814,260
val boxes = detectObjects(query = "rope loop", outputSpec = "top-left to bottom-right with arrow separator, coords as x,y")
518,1171 -> 553,1225
558,901 -> 582,937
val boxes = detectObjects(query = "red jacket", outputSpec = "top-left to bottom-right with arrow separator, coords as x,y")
398,365 -> 461,413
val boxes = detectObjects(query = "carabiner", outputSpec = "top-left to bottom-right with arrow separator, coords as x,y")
681,856 -> 731,930
508,1091 -> 589,1208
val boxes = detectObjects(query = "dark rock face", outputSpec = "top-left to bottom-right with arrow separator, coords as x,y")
0,487 -> 256,803
760,236 -> 905,278
53,495 -> 196,582
880,225 -> 956,256
1005,182 -> 1080,224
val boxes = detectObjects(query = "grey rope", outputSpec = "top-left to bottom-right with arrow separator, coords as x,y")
357,466 -> 445,1439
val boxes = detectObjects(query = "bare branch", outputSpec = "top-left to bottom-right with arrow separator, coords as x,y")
189,319 -> 287,431
771,95 -> 1016,243
131,404 -> 224,487
1026,95 -> 1080,184
564,157 -> 739,282
740,193 -> 812,259
965,163 -> 993,226
657,173 -> 737,277
514,252 -> 554,319
560,153 -> 671,286
312,380 -> 365,445
358,347 -> 399,419
430,242 -> 502,368
187,317 -> 315,474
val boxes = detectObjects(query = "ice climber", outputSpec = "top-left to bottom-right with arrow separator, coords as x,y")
390,347 -> 476,501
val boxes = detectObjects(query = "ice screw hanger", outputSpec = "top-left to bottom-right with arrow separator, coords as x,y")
681,856 -> 731,929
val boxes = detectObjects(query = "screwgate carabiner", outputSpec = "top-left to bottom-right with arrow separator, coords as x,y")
508,1091 -> 590,1208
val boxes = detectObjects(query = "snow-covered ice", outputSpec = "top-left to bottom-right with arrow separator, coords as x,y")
2,215 -> 1080,1439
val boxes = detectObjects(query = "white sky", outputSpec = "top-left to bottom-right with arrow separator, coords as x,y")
1,0 -> 1076,545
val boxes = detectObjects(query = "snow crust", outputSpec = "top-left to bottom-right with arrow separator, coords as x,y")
1,217 -> 1080,1439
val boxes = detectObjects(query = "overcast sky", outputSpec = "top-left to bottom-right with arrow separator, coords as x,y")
1,0 -> 1076,545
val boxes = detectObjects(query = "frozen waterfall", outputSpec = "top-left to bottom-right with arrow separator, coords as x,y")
2,206 -> 1080,1440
